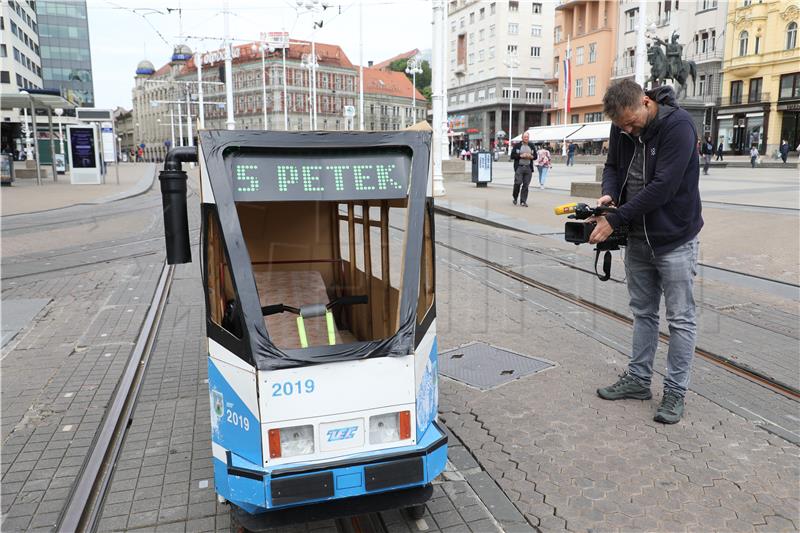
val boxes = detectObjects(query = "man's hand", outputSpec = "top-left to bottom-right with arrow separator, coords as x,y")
597,194 -> 613,207
589,216 -> 613,244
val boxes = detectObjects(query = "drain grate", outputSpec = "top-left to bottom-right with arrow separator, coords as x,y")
439,342 -> 555,390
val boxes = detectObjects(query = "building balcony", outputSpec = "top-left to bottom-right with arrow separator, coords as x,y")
685,49 -> 724,64
718,92 -> 770,107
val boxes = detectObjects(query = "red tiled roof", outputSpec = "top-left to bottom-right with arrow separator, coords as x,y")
371,49 -> 420,71
362,68 -> 425,100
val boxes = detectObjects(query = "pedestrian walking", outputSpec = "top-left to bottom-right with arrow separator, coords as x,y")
592,80 -> 703,424
510,131 -> 535,207
779,140 -> 790,164
567,142 -> 576,166
750,145 -> 759,168
534,145 -> 552,189
700,135 -> 714,175
715,141 -> 724,161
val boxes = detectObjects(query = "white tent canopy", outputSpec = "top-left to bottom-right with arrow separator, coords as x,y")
566,121 -> 612,141
512,122 -> 612,143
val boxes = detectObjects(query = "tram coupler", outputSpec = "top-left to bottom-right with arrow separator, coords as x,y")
159,147 -> 197,265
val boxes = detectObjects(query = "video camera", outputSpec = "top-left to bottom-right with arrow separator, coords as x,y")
554,203 -> 628,281
555,202 -> 628,251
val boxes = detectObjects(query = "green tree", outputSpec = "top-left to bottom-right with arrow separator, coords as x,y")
389,58 -> 432,101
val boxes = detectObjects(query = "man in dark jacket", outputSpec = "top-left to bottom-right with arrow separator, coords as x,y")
591,80 -> 703,424
779,140 -> 790,163
700,135 -> 714,175
510,131 -> 536,206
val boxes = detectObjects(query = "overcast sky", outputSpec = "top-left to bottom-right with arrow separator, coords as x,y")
86,0 -> 433,110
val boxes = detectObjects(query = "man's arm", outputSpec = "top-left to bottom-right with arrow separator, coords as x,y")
605,120 -> 695,230
510,145 -> 521,161
601,125 -> 622,204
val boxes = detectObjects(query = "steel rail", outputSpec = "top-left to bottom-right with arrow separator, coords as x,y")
57,262 -> 175,533
438,241 -> 800,401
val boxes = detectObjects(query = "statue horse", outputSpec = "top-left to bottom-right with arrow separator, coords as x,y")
646,46 -> 697,98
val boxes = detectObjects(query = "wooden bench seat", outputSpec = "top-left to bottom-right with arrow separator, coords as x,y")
253,270 -> 356,349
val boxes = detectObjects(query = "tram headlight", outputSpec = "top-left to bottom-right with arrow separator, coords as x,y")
268,425 -> 314,458
369,411 -> 411,444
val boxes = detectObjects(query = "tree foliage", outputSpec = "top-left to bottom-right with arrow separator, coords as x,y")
388,58 -> 432,101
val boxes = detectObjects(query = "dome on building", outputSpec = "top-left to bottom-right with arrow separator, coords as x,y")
171,44 -> 193,63
135,59 -> 155,76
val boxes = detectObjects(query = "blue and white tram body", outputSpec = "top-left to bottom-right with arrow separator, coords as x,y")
159,130 -> 446,519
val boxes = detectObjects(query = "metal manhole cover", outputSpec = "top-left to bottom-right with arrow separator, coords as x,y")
439,342 -> 555,390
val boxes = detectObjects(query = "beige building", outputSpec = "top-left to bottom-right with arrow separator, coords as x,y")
718,0 -> 800,155
447,0 -> 556,149
546,0 -> 619,127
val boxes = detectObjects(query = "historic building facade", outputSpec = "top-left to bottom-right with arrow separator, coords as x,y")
547,0 -> 619,127
446,0 -> 556,149
719,0 -> 799,154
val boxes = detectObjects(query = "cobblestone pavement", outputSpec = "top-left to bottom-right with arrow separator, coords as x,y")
433,217 -> 800,532
1,185 -> 168,532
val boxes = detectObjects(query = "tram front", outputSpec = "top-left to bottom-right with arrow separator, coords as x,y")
158,129 -> 445,523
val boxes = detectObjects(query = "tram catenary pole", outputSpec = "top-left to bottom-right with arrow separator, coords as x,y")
359,1 -> 364,131
196,52 -> 205,129
430,0 -> 447,196
223,0 -> 235,130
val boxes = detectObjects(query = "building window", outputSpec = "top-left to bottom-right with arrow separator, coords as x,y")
700,0 -> 718,9
738,31 -> 748,56
508,1 -> 519,13
626,9 -> 638,32
490,2 -> 496,15
507,45 -> 518,55
754,35 -> 760,54
571,114 -> 580,124
530,46 -> 541,57
532,2 -> 542,13
730,80 -> 743,104
468,52 -> 474,64
479,29 -> 485,41
502,87 -> 520,99
697,75 -> 706,96
576,46 -> 584,65
779,73 -> 800,99
489,46 -> 495,59
588,76 -> 596,96
0,45 -> 5,58
508,23 -> 518,35
489,24 -> 495,38
575,78 -> 583,97
531,25 -> 542,37
0,71 -> 9,84
488,87 -> 496,98
479,7 -> 485,19
479,50 -> 485,62
787,22 -> 797,50
469,12 -> 475,23
748,78 -> 763,102
478,89 -> 486,100
743,0 -> 751,6
554,26 -> 562,43
588,43 -> 597,63
460,17 -> 465,28
526,88 -> 543,103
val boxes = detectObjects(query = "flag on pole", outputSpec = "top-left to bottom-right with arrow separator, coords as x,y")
563,57 -> 571,115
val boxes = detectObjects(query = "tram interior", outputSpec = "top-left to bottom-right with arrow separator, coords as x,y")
206,200 -> 434,350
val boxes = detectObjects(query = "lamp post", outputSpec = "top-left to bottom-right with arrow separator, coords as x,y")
252,41 -> 269,129
19,91 -> 34,161
301,53 -> 316,129
504,53 -> 519,156
405,56 -> 423,126
296,0 -> 328,130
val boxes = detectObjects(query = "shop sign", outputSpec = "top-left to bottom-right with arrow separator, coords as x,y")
777,102 -> 800,111
202,47 -> 241,66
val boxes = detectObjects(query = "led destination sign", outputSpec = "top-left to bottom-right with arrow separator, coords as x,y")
228,149 -> 411,202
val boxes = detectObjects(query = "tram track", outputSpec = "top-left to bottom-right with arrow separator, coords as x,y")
57,262 -> 174,533
436,239 -> 800,401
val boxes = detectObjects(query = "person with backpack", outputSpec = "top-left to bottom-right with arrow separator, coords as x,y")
700,135 -> 714,175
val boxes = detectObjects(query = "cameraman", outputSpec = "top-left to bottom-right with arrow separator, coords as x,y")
591,80 -> 703,424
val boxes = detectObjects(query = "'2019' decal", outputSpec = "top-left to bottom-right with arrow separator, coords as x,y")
271,379 -> 315,397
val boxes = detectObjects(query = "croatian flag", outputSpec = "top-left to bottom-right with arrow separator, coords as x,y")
563,57 -> 571,115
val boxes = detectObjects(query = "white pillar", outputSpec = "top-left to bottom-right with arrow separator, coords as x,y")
282,36 -> 288,130
431,0 -> 447,196
186,90 -> 194,147
261,45 -> 267,129
170,106 -> 176,148
224,0 -> 235,130
634,0 -> 647,86
359,1 -> 364,131
177,100 -> 184,146
311,39 -> 318,129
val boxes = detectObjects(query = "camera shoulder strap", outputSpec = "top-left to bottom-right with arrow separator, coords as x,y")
594,250 -> 613,281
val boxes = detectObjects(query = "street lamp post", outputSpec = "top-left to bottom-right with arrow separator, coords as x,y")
253,41 -> 269,129
405,56 -> 423,126
504,54 -> 520,156
54,108 -> 65,155
296,1 -> 327,130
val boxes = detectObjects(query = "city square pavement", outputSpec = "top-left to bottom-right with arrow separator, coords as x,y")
1,162 -> 798,532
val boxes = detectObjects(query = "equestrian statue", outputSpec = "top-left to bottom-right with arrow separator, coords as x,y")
647,30 -> 696,98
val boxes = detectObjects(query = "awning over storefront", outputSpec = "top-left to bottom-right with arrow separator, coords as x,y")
512,124 -> 582,143
566,121 -> 612,141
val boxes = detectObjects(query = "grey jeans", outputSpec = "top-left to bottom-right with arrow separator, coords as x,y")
624,236 -> 699,396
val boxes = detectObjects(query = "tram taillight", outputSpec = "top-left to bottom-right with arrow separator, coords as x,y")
368,411 -> 411,444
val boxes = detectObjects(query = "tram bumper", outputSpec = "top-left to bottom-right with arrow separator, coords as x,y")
214,420 -> 447,515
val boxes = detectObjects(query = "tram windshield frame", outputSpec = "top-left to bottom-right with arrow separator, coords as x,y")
199,130 -> 433,371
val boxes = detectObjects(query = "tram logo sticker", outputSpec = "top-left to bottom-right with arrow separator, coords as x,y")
326,426 -> 359,442
213,390 -> 225,417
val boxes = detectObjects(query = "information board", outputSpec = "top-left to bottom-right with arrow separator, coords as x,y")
227,148 -> 411,202
70,127 -> 97,168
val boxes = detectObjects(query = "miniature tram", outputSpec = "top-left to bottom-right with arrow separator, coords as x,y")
158,129 -> 446,528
